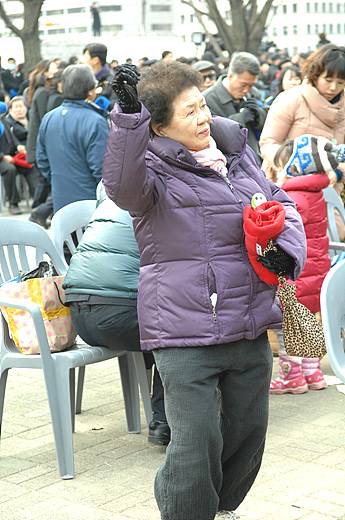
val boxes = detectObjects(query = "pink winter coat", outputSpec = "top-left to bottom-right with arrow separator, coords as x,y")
280,173 -> 331,314
259,80 -> 345,240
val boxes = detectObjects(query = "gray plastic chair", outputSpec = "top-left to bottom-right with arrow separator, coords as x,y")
322,185 -> 345,256
0,219 -> 152,479
50,199 -> 97,268
320,259 -> 345,384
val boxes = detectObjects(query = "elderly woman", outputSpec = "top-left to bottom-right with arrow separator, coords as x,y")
102,61 -> 306,520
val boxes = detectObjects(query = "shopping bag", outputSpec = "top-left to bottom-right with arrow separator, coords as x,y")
0,275 -> 77,355
276,275 -> 327,358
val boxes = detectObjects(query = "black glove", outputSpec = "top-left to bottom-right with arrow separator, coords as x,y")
241,108 -> 256,125
112,64 -> 141,114
242,97 -> 261,125
257,244 -> 295,276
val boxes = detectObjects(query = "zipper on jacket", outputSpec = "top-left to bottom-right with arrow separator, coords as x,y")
210,291 -> 220,340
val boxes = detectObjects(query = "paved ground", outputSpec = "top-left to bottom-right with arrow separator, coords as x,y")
1,200 -> 345,520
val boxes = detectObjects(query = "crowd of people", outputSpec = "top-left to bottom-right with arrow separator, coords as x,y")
1,36 -> 345,520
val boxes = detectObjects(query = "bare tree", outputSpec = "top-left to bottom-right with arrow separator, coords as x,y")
0,0 -> 44,72
182,0 -> 275,57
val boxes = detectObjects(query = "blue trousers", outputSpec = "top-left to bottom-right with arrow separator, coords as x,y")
153,332 -> 272,520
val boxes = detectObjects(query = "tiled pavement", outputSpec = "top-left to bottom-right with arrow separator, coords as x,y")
1,200 -> 345,520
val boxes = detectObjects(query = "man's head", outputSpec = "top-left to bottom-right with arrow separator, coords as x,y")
8,96 -> 27,121
225,52 -> 260,100
83,43 -> 108,73
62,64 -> 97,101
192,60 -> 217,92
7,57 -> 16,71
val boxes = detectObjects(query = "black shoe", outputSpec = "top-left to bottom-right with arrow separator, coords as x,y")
148,420 -> 170,446
29,209 -> 49,229
9,203 -> 22,215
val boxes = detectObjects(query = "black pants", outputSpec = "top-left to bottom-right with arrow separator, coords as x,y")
0,161 -> 20,204
69,301 -> 165,419
31,166 -> 51,208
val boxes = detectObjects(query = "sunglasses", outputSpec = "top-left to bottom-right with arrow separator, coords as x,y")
203,73 -> 217,81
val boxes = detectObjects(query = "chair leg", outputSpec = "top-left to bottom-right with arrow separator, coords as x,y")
75,366 -> 85,415
70,368 -> 76,432
133,352 -> 153,428
42,365 -> 75,479
0,368 -> 9,438
118,354 -> 141,433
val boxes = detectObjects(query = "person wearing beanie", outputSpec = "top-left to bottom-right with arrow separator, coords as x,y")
269,134 -> 333,394
0,100 -> 28,214
192,60 -> 217,92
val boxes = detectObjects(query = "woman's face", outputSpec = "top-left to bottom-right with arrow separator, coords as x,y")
315,71 -> 345,101
282,70 -> 301,91
155,86 -> 212,151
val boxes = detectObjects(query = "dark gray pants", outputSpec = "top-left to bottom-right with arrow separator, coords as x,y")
69,302 -> 165,419
153,332 -> 272,520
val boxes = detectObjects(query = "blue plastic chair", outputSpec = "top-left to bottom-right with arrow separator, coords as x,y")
320,259 -> 345,384
0,219 -> 152,479
322,185 -> 345,257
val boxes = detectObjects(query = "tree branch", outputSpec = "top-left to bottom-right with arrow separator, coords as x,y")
0,1 -> 22,36
181,0 -> 209,18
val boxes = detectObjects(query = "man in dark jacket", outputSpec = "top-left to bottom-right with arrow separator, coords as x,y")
83,42 -> 117,106
36,64 -> 109,214
204,51 -> 268,164
6,95 -> 28,145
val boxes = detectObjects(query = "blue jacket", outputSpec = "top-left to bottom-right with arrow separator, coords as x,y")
63,185 -> 139,299
36,99 -> 109,213
102,104 -> 307,351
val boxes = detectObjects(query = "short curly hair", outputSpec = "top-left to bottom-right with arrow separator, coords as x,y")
137,61 -> 203,131
302,43 -> 345,86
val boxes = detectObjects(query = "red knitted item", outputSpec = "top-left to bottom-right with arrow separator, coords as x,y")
243,201 -> 286,285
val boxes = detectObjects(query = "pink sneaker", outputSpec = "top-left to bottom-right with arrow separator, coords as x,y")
305,369 -> 327,390
270,373 -> 308,394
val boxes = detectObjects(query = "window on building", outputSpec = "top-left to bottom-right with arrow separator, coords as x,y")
151,24 -> 172,31
337,23 -> 341,33
103,24 -> 123,32
272,27 -> 277,36
67,8 -> 84,14
292,3 -> 297,12
329,2 -> 333,11
283,26 -> 288,35
190,14 -> 194,22
307,24 -> 311,34
293,25 -> 298,35
306,2 -> 310,12
314,2 -> 318,12
225,10 -> 231,20
150,4 -> 171,11
101,5 -> 122,11
48,28 -> 65,34
46,9 -> 64,15
69,27 -> 88,33
337,3 -> 341,12
329,23 -> 333,33
181,15 -> 185,23
315,24 -> 319,33
271,6 -> 278,15
282,4 -> 287,13
322,2 -> 326,11
322,23 -> 326,32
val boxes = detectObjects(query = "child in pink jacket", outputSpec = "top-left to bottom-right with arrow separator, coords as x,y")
270,135 -> 345,394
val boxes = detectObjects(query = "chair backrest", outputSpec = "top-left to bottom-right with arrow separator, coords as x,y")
50,200 -> 97,265
0,219 -> 67,284
320,259 -> 345,384
322,185 -> 345,256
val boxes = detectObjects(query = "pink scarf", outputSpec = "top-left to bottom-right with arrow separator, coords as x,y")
190,137 -> 228,179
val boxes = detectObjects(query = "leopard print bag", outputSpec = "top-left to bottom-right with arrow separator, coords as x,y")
263,240 -> 327,358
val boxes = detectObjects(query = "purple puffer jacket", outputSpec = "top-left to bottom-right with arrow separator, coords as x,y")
102,104 -> 307,351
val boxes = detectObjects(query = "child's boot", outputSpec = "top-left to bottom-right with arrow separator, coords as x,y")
302,358 -> 327,390
270,352 -> 308,394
